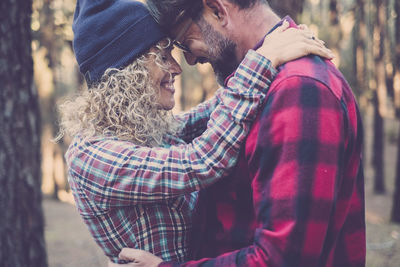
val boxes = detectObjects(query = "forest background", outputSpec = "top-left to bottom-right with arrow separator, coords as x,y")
1,0 -> 400,266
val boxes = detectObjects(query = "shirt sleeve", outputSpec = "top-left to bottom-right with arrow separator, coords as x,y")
66,50 -> 277,209
159,76 -> 347,266
174,88 -> 222,143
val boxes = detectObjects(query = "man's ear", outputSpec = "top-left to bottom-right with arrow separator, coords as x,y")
202,0 -> 229,26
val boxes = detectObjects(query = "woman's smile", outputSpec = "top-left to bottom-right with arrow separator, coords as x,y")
160,78 -> 176,94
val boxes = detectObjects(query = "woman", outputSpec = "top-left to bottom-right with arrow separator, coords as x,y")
59,0 -> 333,264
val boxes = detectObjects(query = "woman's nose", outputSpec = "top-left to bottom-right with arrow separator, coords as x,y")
170,58 -> 182,75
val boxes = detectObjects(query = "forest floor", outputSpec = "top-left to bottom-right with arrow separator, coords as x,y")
44,115 -> 400,267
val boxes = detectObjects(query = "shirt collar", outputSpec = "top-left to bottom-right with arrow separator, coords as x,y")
224,15 -> 296,86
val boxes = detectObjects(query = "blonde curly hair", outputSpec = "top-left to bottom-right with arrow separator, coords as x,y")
57,39 -> 181,147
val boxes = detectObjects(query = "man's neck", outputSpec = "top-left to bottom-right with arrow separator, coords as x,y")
232,4 -> 281,60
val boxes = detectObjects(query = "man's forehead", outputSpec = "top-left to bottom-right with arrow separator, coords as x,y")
167,1 -> 203,36
169,23 -> 184,38
170,18 -> 194,39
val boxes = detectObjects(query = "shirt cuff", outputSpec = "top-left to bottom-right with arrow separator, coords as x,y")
228,49 -> 278,94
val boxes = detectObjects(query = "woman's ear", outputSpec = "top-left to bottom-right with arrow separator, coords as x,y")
202,0 -> 229,27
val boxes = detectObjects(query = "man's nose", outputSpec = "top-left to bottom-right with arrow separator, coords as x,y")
183,51 -> 197,65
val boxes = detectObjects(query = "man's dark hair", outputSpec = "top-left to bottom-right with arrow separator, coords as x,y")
229,0 -> 267,9
146,0 -> 267,31
146,0 -> 201,30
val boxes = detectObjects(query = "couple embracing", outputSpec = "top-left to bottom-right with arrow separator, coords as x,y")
59,0 -> 365,266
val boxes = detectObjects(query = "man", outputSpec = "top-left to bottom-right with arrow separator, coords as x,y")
119,0 -> 366,266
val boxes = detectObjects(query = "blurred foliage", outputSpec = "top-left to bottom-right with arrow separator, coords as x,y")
32,0 -> 78,200
31,1 -> 400,217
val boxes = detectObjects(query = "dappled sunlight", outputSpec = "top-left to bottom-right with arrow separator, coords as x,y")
57,190 -> 76,205
33,43 -> 54,99
41,126 -> 56,195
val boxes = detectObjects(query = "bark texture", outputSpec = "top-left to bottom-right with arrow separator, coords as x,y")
0,0 -> 47,266
392,0 -> 400,223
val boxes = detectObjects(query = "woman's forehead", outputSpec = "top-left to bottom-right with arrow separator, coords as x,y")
148,39 -> 173,54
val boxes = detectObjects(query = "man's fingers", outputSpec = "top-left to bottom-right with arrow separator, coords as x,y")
119,248 -> 140,261
118,248 -> 163,267
109,259 -> 138,267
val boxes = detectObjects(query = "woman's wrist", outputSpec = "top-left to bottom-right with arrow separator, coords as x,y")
255,48 -> 279,68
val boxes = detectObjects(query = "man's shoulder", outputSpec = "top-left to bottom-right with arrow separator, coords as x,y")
269,55 -> 350,101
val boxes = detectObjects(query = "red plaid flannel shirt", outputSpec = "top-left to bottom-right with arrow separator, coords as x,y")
161,17 -> 365,267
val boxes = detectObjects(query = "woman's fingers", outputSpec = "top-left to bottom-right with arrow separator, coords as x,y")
298,24 -> 309,30
277,37 -> 334,64
297,25 -> 326,45
273,20 -> 290,34
301,40 -> 334,58
256,22 -> 332,68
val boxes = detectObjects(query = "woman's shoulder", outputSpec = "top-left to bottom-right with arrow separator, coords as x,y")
67,134 -> 143,158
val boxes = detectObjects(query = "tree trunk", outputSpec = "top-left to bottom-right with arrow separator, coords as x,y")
384,0 -> 394,102
329,0 -> 339,26
372,91 -> 385,193
355,0 -> 367,92
392,124 -> 400,223
371,0 -> 387,194
268,0 -> 305,20
328,0 -> 343,61
394,0 -> 400,118
391,0 -> 400,223
0,0 -> 47,266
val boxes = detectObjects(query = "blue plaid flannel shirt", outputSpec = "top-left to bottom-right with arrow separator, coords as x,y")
65,50 -> 276,263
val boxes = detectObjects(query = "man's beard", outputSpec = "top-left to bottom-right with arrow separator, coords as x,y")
197,18 -> 239,85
